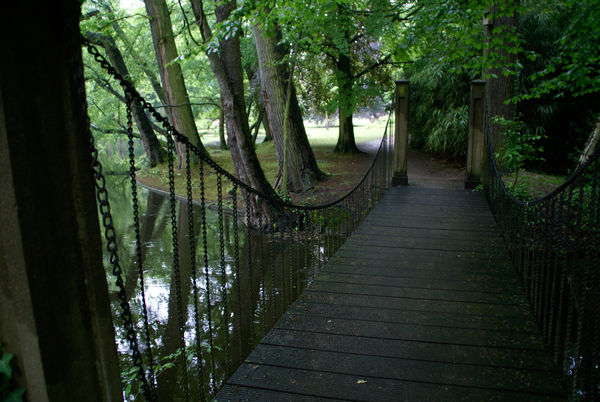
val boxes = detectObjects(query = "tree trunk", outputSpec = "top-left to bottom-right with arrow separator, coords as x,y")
333,51 -> 362,153
219,93 -> 227,150
101,0 -> 166,104
484,1 -> 518,155
144,0 -> 207,165
253,23 -> 325,193
262,111 -> 273,142
191,0 -> 277,228
85,32 -> 166,167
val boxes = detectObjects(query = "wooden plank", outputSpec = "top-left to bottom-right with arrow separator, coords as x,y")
221,364 -> 565,402
334,246 -> 510,262
300,291 -> 534,320
353,225 -> 503,240
326,256 -> 515,273
262,328 -> 556,370
286,302 -> 539,332
273,314 -> 546,350
324,262 -> 520,282
215,187 -> 566,401
245,345 -> 564,395
345,235 -> 506,253
305,281 -> 526,305
314,271 -> 525,294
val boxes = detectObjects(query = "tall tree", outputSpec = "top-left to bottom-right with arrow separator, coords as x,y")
100,0 -> 167,105
85,31 -> 167,167
484,1 -> 519,153
294,0 -> 414,153
144,0 -> 208,163
252,20 -> 326,193
191,0 -> 278,226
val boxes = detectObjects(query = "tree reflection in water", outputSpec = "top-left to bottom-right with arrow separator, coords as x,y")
101,176 -> 327,401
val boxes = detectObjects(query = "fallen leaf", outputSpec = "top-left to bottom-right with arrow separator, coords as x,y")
253,365 -> 259,370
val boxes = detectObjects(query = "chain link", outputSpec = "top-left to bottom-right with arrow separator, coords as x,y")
198,160 -> 216,395
185,146 -> 205,402
216,173 -> 231,377
244,190 -> 255,348
126,94 -> 157,400
167,129 -> 190,401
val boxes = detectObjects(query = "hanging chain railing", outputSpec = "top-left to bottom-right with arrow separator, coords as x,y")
483,104 -> 600,402
83,38 -> 395,401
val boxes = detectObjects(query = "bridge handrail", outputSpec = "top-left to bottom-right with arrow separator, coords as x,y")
483,102 -> 599,401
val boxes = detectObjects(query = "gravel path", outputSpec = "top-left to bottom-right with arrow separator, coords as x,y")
358,139 -> 465,189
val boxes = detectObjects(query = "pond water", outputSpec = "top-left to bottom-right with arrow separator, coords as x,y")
101,174 -> 332,400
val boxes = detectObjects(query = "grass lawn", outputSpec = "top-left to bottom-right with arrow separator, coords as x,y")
502,170 -> 567,201
137,118 -> 387,207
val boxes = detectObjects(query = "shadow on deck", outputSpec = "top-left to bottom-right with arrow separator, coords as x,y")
215,186 -> 566,401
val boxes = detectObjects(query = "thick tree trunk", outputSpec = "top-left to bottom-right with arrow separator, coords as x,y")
85,32 -> 166,167
484,2 -> 518,155
144,0 -> 207,164
191,0 -> 277,227
333,51 -> 362,153
253,23 -> 325,193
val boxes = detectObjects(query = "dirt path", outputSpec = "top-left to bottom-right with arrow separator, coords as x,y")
358,139 -> 465,189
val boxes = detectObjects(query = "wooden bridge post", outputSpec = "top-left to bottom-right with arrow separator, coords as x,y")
0,2 -> 122,401
393,79 -> 409,186
465,80 -> 486,189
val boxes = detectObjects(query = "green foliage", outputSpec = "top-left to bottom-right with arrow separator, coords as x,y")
492,116 -> 544,172
515,0 -> 600,100
0,343 -> 25,402
405,0 -> 526,76
406,44 -> 478,157
492,115 -> 546,198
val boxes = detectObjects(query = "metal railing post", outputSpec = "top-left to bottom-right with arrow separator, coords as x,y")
465,80 -> 486,189
393,79 -> 409,186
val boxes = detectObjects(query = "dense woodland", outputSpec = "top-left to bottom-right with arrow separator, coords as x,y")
81,0 -> 600,197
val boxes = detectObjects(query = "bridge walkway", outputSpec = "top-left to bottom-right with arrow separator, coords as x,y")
215,186 -> 567,401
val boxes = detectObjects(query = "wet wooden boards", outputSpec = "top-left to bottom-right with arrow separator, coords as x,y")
215,187 -> 566,402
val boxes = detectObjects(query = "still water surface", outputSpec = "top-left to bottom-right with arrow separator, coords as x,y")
101,175 -> 329,400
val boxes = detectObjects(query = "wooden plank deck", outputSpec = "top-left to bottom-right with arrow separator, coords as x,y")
215,186 -> 567,402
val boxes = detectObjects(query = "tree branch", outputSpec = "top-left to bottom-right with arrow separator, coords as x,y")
353,53 -> 393,80
90,124 -> 142,139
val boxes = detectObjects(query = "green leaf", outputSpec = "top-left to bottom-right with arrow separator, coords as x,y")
0,353 -> 13,378
4,389 -> 25,402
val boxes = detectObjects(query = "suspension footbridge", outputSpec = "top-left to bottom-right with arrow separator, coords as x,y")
87,48 -> 599,402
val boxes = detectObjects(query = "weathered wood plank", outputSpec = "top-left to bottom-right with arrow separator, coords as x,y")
286,302 -> 539,332
300,290 -> 534,317
305,280 -> 526,305
245,345 -> 564,394
314,271 -> 525,294
273,314 -> 546,350
220,364 -> 565,402
335,246 -> 510,262
262,328 -> 556,370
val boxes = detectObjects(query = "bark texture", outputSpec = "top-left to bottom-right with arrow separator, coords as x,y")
484,2 -> 518,155
333,51 -> 362,153
85,32 -> 166,167
191,0 -> 277,227
253,23 -> 326,193
144,0 -> 207,163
